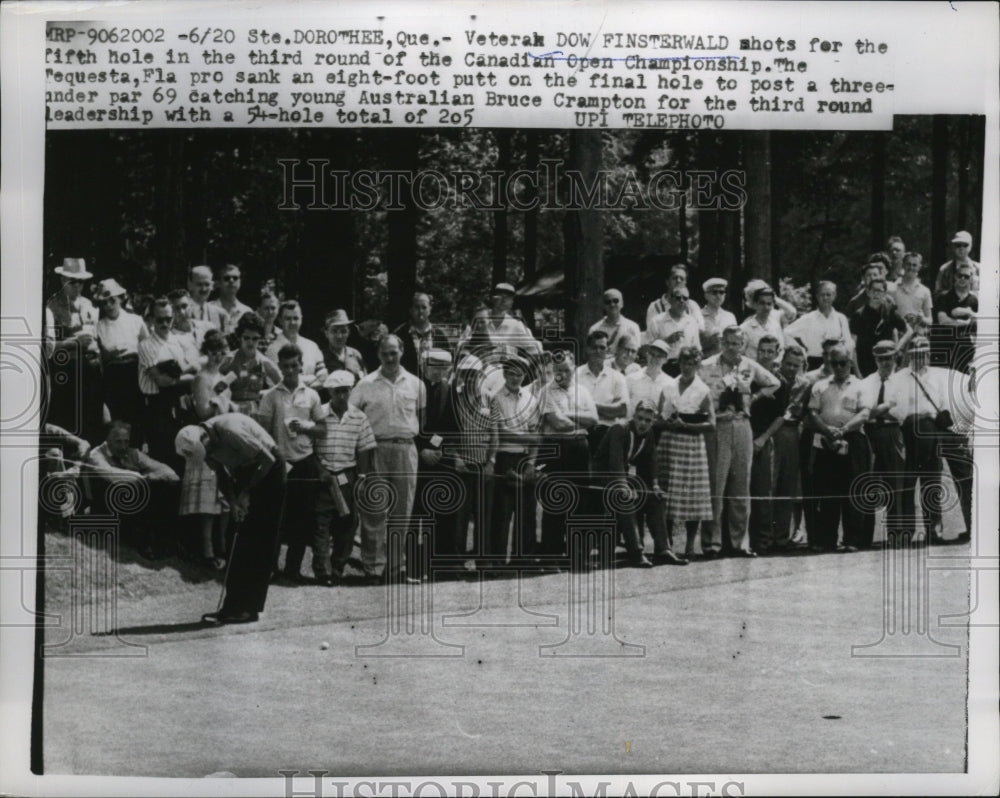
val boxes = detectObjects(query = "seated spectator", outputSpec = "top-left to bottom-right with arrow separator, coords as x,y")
86,420 -> 180,559
576,330 -> 629,455
39,423 -> 91,525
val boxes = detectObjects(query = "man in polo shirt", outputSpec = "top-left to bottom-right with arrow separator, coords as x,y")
850,278 -> 911,376
539,350 -> 598,558
489,355 -> 541,564
588,288 -> 641,356
322,309 -> 367,384
740,286 -> 787,362
137,298 -> 199,468
256,344 -> 327,583
935,230 -> 981,294
209,264 -> 253,330
699,325 -> 780,558
187,265 -> 231,334
314,370 -> 376,585
175,415 -> 286,625
807,344 -> 870,552
888,336 -> 947,544
645,263 -> 704,330
859,341 -> 906,548
350,334 -> 427,581
266,300 -> 328,389
892,252 -> 934,329
44,257 -> 103,443
88,420 -> 179,559
576,330 -> 629,456
699,277 -> 737,358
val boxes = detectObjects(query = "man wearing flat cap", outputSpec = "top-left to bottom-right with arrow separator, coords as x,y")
313,370 -> 376,585
858,341 -> 906,548
44,258 -> 104,442
175,417 -> 286,625
935,230 -> 980,294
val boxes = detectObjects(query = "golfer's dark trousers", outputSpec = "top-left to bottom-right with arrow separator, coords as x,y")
540,434 -> 591,556
939,431 -> 973,535
221,457 -> 286,615
281,455 -> 320,576
901,416 -> 943,536
863,420 -> 905,545
811,431 -> 870,550
490,451 -> 536,561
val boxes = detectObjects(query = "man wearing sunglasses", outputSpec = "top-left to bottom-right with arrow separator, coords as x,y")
934,230 -> 980,294
589,288 -> 641,357
933,264 -> 978,374
210,264 -> 253,330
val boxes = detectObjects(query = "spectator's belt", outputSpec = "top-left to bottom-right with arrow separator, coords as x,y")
865,419 -> 899,427
377,437 -> 414,444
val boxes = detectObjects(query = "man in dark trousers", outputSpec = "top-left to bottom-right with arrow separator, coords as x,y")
176,416 -> 286,625
591,400 -> 660,568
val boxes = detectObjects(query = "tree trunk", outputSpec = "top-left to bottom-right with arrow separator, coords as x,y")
492,129 -> 512,288
676,133 -> 689,264
386,130 -> 421,328
957,117 -> 971,230
743,131 -> 771,283
870,132 -> 886,253
153,131 -> 187,289
931,116 -> 949,269
563,130 -> 604,346
523,130 -> 540,281
969,116 -> 985,259
695,132 -> 742,311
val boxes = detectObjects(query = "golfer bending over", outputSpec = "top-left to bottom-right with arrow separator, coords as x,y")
176,415 -> 286,625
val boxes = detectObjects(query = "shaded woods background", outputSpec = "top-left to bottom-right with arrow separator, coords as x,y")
44,117 -> 985,342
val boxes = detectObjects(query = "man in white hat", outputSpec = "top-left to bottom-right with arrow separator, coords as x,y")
699,277 -> 737,358
625,339 -> 674,417
321,308 -> 366,382
313,370 -> 376,585
935,230 -> 980,294
44,257 -> 103,442
186,265 -> 231,334
588,288 -> 641,357
174,415 -> 286,625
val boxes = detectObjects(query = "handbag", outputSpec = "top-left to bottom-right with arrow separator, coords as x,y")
913,373 -> 953,432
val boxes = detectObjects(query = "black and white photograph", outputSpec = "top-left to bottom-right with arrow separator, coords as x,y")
2,2 -> 998,795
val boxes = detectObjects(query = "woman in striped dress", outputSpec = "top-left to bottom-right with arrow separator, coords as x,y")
178,330 -> 232,569
656,345 -> 715,558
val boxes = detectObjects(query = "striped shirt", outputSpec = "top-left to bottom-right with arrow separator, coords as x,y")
316,404 -> 376,472
452,385 -> 496,464
137,330 -> 189,396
